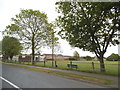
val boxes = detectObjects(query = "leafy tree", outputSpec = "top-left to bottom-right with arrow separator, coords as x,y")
47,24 -> 60,67
2,36 -> 22,60
55,2 -> 119,72
4,9 -> 54,65
73,51 -> 80,60
107,53 -> 120,61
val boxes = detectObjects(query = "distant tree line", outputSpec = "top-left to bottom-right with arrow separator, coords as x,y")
71,51 -> 120,61
107,53 -> 120,61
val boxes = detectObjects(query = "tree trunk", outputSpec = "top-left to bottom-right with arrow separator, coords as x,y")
32,46 -> 35,65
52,49 -> 54,67
52,31 -> 54,67
32,33 -> 35,65
98,55 -> 106,72
10,56 -> 13,63
10,56 -> 13,61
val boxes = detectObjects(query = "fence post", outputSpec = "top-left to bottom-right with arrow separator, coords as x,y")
55,61 -> 57,67
70,60 -> 72,69
92,62 -> 95,72
44,61 -> 46,66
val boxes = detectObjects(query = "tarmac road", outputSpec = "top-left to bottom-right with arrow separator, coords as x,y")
1,64 -> 105,89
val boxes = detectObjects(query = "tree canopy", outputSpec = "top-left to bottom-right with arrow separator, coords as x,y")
56,2 -> 120,72
2,36 -> 22,60
4,9 -> 57,65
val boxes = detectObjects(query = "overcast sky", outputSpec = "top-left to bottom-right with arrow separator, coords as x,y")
0,0 -> 118,57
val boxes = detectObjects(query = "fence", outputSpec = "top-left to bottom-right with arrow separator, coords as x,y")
3,60 -> 119,76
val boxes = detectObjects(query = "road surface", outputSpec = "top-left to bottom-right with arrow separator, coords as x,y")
1,64 -> 105,89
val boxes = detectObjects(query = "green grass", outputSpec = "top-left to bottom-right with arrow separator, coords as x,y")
4,60 -> 119,76
3,62 -> 112,85
34,60 -> 119,76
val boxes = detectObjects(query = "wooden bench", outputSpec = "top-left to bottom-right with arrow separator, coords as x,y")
67,64 -> 78,69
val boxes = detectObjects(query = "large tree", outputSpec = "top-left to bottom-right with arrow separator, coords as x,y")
4,9 -> 54,65
56,2 -> 119,72
2,36 -> 22,60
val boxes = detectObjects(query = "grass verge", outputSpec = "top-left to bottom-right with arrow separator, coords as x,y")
2,62 -> 113,86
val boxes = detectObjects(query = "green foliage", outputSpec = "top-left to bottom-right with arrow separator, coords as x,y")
55,2 -> 120,72
56,2 -> 119,54
73,51 -> 80,60
107,53 -> 120,61
47,25 -> 61,54
2,36 -> 22,60
4,9 -> 56,64
4,9 -> 53,51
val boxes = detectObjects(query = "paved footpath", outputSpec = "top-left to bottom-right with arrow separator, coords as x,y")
6,63 -> 119,88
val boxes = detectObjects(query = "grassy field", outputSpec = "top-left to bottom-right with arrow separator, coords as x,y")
7,60 -> 119,76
